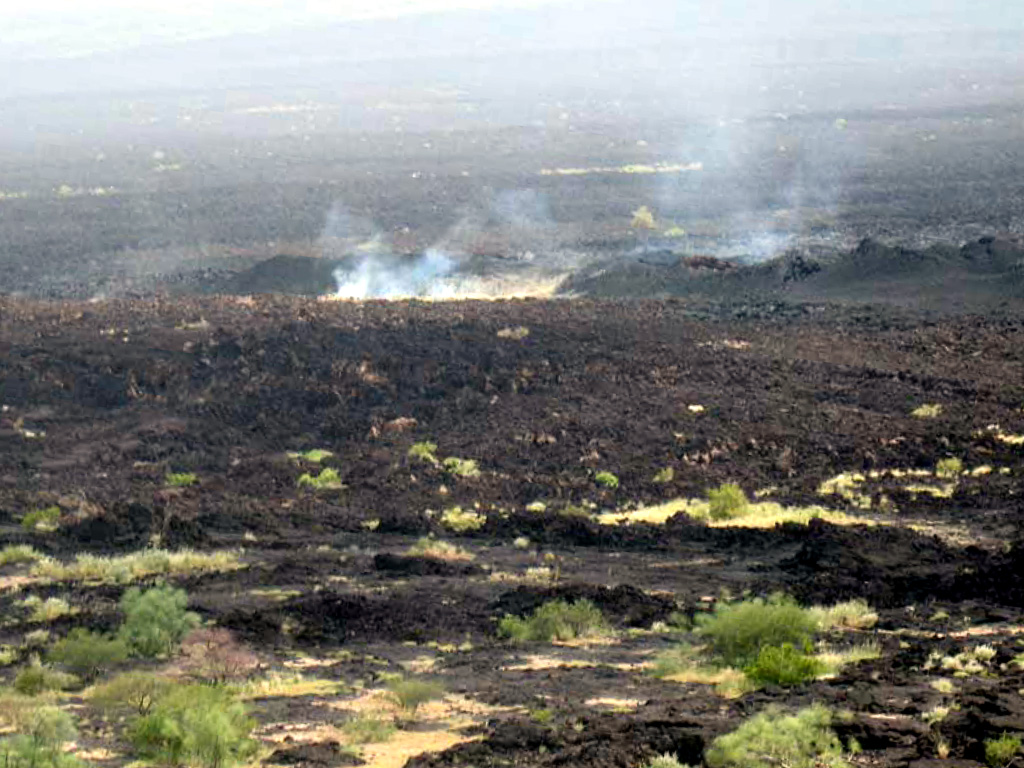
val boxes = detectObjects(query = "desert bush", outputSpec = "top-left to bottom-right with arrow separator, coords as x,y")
13,664 -> 77,695
0,546 -> 42,567
653,467 -> 675,484
705,704 -> 849,768
296,467 -> 343,490
48,628 -> 128,681
342,713 -> 396,744
89,672 -> 175,716
18,596 -> 75,623
696,594 -> 820,668
407,537 -> 474,562
118,585 -> 200,658
499,599 -> 611,643
440,506 -> 486,532
645,754 -> 692,768
165,472 -> 198,487
813,599 -> 878,630
985,733 -> 1022,768
179,628 -> 259,683
743,643 -> 826,687
707,483 -> 749,520
31,548 -> 242,583
130,684 -> 255,768
0,704 -> 82,768
912,403 -> 943,419
21,507 -> 60,532
386,678 -> 446,715
408,441 -> 439,464
595,471 -> 620,489
442,457 -> 481,478
936,457 -> 964,479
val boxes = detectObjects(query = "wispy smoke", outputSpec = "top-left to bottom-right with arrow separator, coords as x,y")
334,248 -> 456,299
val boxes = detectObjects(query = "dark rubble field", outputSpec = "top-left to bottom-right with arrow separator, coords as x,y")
1,293 -> 1023,768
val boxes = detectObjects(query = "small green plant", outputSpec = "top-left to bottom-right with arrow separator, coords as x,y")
408,442 -> 439,464
499,599 -> 611,643
440,506 -> 486,532
442,457 -> 481,478
166,472 -> 198,487
645,755 -> 692,768
386,678 -> 446,715
48,629 -> 129,681
594,471 -> 620,489
696,594 -> 820,668
118,585 -> 200,658
407,537 -> 474,562
341,713 -> 396,744
130,683 -> 256,768
21,507 -> 61,533
707,483 -> 749,520
13,664 -> 77,695
89,672 -> 175,716
653,467 -> 675,484
936,457 -> 963,479
743,643 -> 826,686
529,708 -> 554,725
986,734 -> 1022,768
296,467 -> 344,491
0,546 -> 42,567
706,704 -> 849,768
18,596 -> 76,623
287,449 -> 333,463
912,403 -> 943,419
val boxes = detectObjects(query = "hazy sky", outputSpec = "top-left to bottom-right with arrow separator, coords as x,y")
1,0 -> 579,59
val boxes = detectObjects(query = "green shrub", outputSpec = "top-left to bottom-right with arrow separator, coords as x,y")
21,507 -> 60,533
696,594 -> 820,668
48,629 -> 128,681
706,705 -> 849,768
499,599 -> 611,643
386,678 -> 446,715
165,472 -> 198,487
296,467 -> 343,490
0,546 -> 43,567
743,643 -> 826,686
408,442 -> 439,464
442,457 -> 481,478
936,457 -> 963,479
13,665 -> 76,695
985,733 -> 1022,768
707,483 -> 749,520
595,471 -> 619,489
118,585 -> 199,658
89,672 -> 175,716
342,714 -> 396,744
130,684 -> 256,768
0,704 -> 82,768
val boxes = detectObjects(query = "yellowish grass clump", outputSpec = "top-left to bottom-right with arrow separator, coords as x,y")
598,498 -> 862,529
406,538 -> 474,562
31,548 -> 243,584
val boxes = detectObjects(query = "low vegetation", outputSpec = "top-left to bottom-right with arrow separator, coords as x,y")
165,472 -> 198,487
595,471 -> 620,489
296,467 -> 344,490
386,677 -> 446,715
0,699 -> 82,768
18,596 -> 76,623
440,506 -> 486,532
442,457 -> 481,478
287,448 -> 333,463
0,545 -> 43,567
696,594 -> 819,668
706,705 -> 851,768
407,537 -> 474,562
49,628 -> 128,680
21,506 -> 61,532
499,599 -> 611,643
985,733 -> 1022,768
706,483 -> 749,520
342,713 -> 396,744
408,441 -> 439,464
912,403 -> 943,419
30,548 -> 242,583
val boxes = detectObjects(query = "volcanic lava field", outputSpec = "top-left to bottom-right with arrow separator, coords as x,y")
1,292 -> 1023,768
